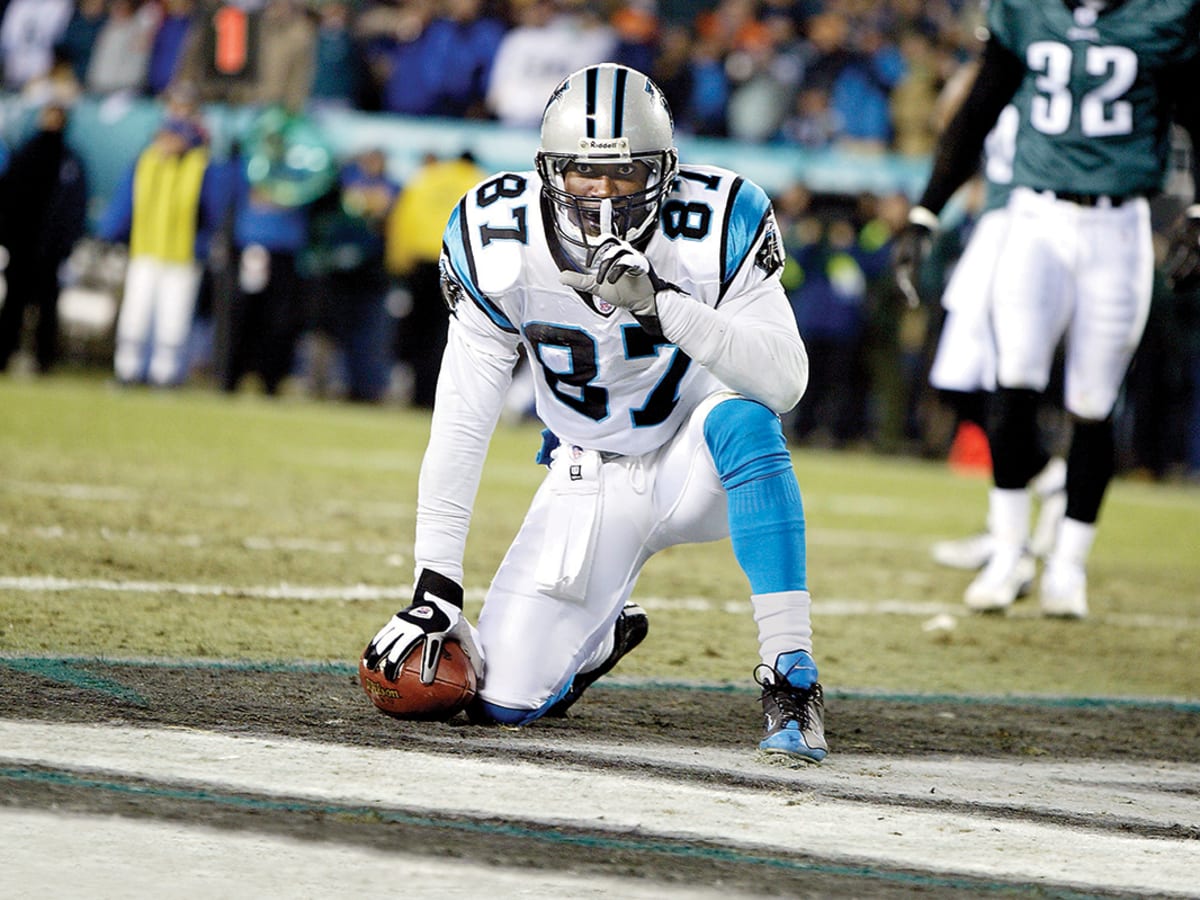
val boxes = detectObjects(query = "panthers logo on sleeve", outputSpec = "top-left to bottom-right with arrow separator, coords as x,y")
755,219 -> 784,276
438,256 -> 466,313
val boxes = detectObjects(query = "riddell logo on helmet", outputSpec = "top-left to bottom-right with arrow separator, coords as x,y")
578,138 -> 630,154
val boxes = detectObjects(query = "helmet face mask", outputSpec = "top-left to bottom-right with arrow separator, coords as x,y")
536,65 -> 679,263
541,157 -> 664,246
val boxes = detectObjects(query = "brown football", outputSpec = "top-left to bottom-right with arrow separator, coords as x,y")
359,640 -> 477,720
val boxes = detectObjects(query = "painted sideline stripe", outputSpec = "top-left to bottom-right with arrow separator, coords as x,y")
0,768 -> 1093,897
2,721 -> 1197,895
3,655 -> 1197,712
1,806 -> 731,900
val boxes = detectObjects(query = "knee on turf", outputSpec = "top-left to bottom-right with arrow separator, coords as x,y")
471,699 -> 545,726
469,683 -> 573,726
703,398 -> 791,488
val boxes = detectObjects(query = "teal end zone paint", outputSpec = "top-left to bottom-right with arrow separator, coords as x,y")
0,658 -> 147,706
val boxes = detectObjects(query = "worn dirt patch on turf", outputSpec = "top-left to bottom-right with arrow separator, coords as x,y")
2,659 -> 1196,763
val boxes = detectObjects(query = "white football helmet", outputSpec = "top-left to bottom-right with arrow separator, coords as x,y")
536,63 -> 679,260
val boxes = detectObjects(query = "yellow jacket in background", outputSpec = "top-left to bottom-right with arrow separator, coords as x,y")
130,144 -> 209,264
386,155 -> 486,276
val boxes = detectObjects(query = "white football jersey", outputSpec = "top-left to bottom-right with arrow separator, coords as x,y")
439,164 -> 787,457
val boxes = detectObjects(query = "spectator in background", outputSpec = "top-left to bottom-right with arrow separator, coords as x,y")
772,187 -> 897,451
146,0 -> 198,97
355,0 -> 421,111
707,0 -> 805,143
0,96 -> 88,375
385,149 -> 485,407
56,0 -> 108,87
611,1 -> 659,75
485,0 -> 616,128
860,189 -> 930,454
0,0 -> 73,91
221,108 -> 334,395
86,0 -> 154,97
174,0 -> 316,113
1117,266 -> 1196,482
778,189 -> 879,447
888,28 -> 944,157
20,45 -> 83,109
649,24 -> 694,130
377,0 -> 505,119
97,113 -> 226,387
778,85 -> 841,149
681,32 -> 729,137
693,0 -> 761,51
308,0 -> 364,111
302,148 -> 399,402
802,12 -> 898,153
691,0 -> 770,138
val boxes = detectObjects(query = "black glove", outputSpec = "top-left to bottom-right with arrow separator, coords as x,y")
1164,205 -> 1200,293
362,569 -> 483,684
892,206 -> 939,308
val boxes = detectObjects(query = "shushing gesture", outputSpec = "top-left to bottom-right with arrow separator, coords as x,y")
559,200 -> 671,317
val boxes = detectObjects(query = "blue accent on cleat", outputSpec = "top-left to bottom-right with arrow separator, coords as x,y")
774,649 -> 818,690
758,715 -> 828,762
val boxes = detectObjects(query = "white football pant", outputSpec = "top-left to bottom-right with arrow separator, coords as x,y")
114,256 -> 201,386
928,208 -> 1009,394
992,187 -> 1153,420
477,391 -> 735,711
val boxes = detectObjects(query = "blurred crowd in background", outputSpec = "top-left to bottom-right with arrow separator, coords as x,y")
0,0 -> 1198,483
0,0 -> 984,149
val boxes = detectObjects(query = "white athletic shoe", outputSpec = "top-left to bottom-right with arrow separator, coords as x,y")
1029,490 -> 1067,559
964,550 -> 1036,612
931,531 -> 994,570
1040,560 -> 1088,619
1028,457 -> 1067,558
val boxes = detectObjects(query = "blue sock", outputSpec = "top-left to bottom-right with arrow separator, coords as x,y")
704,399 -> 807,595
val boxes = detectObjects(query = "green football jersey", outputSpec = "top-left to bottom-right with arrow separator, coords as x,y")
988,0 -> 1200,196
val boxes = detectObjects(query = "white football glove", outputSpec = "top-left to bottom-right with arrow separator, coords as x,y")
362,569 -> 484,685
891,205 -> 939,309
559,236 -> 661,317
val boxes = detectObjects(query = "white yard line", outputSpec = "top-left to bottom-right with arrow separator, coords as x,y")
2,720 -> 1197,896
3,574 -> 1198,631
0,519 -> 923,552
1,482 -> 412,519
482,735 -> 1200,831
0,576 -> 411,601
3,808 -> 727,900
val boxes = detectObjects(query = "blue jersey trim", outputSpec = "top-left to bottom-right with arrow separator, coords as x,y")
444,201 -> 518,333
720,177 -> 771,291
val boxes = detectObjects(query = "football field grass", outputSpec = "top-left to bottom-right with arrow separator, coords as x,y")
2,374 -> 1197,700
